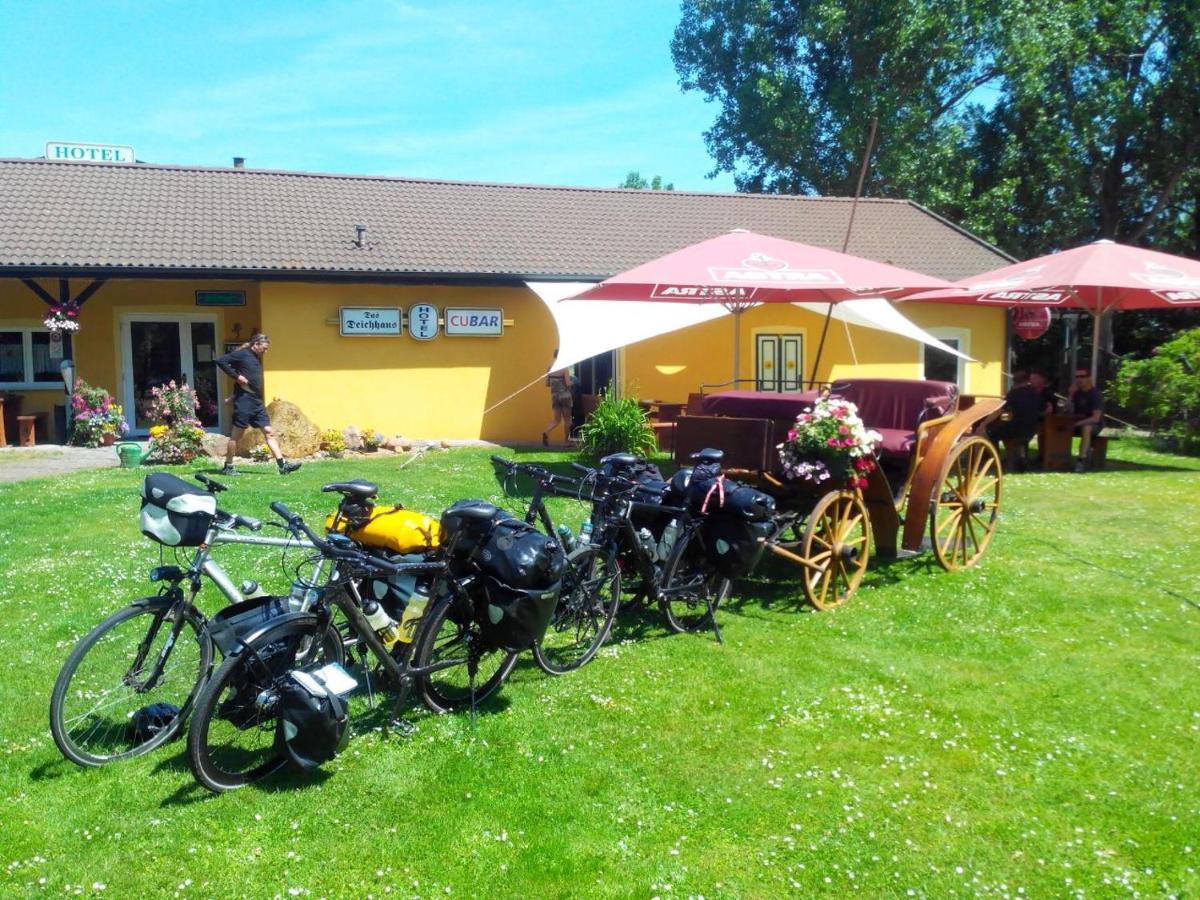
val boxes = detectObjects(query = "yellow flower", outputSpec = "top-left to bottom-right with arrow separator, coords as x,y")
149,425 -> 168,439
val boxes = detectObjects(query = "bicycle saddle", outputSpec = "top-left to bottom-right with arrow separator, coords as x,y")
601,453 -> 638,467
446,502 -> 498,522
690,448 -> 724,465
321,480 -> 379,500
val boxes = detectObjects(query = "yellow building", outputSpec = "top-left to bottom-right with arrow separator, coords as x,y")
0,157 -> 1011,444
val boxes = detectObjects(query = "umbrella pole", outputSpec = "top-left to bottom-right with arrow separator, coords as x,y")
732,306 -> 741,386
808,302 -> 835,388
1090,309 -> 1102,381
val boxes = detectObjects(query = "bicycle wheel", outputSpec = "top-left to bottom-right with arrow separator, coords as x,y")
658,528 -> 731,634
50,599 -> 212,767
187,614 -> 334,793
532,545 -> 621,675
411,598 -> 518,714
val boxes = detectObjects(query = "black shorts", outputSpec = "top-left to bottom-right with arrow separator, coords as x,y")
233,394 -> 270,430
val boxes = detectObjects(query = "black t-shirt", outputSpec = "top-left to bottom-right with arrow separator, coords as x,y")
1072,386 -> 1103,419
215,347 -> 263,398
1005,383 -> 1044,430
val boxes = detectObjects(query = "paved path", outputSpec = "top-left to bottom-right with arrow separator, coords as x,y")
0,444 -> 128,483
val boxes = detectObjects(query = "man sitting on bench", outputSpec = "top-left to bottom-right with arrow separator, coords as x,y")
1068,367 -> 1104,472
987,370 -> 1051,472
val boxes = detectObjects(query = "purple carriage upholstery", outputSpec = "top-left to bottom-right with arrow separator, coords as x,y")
827,379 -> 959,458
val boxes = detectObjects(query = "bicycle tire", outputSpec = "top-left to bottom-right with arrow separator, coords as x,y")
187,614 -> 335,793
50,599 -> 212,767
532,545 -> 621,675
411,598 -> 518,714
658,528 -> 731,634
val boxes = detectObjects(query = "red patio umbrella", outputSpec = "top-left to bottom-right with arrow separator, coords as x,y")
568,229 -> 957,384
912,239 -> 1200,379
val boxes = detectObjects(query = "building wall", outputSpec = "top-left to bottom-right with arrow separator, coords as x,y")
621,302 -> 1007,401
0,277 -> 261,426
3,276 -> 1007,444
259,282 -> 559,441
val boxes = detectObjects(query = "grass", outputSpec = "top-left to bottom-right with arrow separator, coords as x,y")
1,440 -> 1198,897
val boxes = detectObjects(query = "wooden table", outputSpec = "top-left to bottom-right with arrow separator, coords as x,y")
1037,414 -> 1077,471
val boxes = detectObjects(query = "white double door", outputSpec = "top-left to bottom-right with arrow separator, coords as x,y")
120,314 -> 223,434
755,333 -> 804,392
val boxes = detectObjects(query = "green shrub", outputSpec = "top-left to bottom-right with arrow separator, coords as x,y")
1113,327 -> 1200,454
577,389 -> 657,457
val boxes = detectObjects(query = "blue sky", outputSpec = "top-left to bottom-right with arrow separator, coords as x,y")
0,0 -> 736,192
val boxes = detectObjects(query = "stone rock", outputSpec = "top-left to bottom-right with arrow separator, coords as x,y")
235,399 -> 321,458
341,425 -> 363,451
202,432 -> 231,460
383,434 -> 406,451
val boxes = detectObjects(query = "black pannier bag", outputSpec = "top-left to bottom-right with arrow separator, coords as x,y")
275,668 -> 350,771
705,516 -> 775,576
208,594 -> 301,657
703,483 -> 776,576
687,460 -> 726,514
475,518 -> 566,651
140,473 -> 217,546
599,454 -> 671,537
439,500 -> 515,556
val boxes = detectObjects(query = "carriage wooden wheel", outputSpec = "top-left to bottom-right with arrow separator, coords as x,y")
928,436 -> 1002,571
800,490 -> 870,610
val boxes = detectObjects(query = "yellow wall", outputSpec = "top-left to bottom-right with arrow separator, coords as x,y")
260,282 -> 559,441
621,302 -> 1006,401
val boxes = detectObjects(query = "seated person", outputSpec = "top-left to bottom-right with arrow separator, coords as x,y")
1068,367 -> 1104,472
987,370 -> 1052,471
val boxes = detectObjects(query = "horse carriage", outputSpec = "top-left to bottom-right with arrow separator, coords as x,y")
672,379 -> 1005,610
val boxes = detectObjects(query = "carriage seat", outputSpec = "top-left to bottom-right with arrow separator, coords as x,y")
827,379 -> 959,459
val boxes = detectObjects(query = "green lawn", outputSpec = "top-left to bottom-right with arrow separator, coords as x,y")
1,441 -> 1198,897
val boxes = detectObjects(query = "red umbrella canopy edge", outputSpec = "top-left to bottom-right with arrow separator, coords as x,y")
569,229 -> 957,305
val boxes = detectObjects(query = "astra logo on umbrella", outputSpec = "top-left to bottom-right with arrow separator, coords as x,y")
707,252 -> 845,285
651,284 -> 757,299
983,288 -> 1069,304
1131,262 -> 1200,303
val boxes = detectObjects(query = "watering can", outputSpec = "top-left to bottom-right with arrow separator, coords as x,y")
115,441 -> 147,469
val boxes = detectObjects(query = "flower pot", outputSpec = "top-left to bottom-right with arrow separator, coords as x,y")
101,433 -> 117,446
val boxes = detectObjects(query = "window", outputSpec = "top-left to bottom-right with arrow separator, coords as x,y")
922,328 -> 969,389
0,329 -> 73,387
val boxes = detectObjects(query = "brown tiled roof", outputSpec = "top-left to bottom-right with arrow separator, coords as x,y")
0,158 -> 1011,281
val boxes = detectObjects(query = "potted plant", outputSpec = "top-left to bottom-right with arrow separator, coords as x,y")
69,380 -> 129,448
360,428 -> 383,452
145,381 -> 205,464
776,395 -> 882,491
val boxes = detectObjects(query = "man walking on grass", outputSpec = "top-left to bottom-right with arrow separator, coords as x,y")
215,333 -> 301,475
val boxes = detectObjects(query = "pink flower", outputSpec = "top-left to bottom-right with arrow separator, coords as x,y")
827,437 -> 838,447
787,429 -> 797,441
838,425 -> 850,435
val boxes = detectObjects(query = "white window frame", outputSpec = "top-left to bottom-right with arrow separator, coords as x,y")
920,327 -> 970,390
0,327 -> 72,389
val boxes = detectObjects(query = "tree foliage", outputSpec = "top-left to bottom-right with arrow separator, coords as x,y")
672,0 -> 1200,259
1112,328 -> 1200,453
619,171 -> 675,190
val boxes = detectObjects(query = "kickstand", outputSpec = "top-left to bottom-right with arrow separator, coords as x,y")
388,676 -> 415,736
707,596 -> 724,645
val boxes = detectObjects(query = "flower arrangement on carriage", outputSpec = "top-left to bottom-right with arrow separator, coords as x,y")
777,395 -> 882,490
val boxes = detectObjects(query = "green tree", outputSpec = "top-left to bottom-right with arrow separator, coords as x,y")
672,0 -> 1200,259
619,171 -> 675,190
1113,328 -> 1200,453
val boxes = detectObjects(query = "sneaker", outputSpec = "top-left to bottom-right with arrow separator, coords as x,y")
219,465 -> 238,476
278,460 -> 302,475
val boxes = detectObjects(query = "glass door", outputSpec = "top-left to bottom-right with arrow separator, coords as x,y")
122,316 -> 222,433
755,334 -> 804,392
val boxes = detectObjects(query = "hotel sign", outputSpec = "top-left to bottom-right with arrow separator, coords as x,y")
340,307 -> 401,336
444,308 -> 503,337
408,304 -> 438,340
45,141 -> 136,164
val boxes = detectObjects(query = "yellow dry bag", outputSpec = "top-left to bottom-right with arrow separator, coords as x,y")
325,505 -> 441,553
